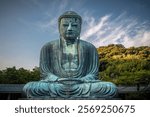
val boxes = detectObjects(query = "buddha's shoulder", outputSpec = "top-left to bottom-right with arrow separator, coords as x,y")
80,40 -> 96,49
41,40 -> 59,49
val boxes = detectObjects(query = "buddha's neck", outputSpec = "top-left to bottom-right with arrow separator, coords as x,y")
64,38 -> 77,45
61,38 -> 78,55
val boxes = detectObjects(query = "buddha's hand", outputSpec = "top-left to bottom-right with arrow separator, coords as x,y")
76,78 -> 89,83
58,78 -> 77,81
57,78 -> 68,81
58,78 -> 84,83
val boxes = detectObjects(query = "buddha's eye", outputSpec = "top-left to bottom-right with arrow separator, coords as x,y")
72,23 -> 77,27
63,24 -> 69,27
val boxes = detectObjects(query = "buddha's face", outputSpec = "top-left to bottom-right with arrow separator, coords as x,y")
59,17 -> 81,41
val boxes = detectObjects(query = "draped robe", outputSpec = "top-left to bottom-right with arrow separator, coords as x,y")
23,39 -> 117,99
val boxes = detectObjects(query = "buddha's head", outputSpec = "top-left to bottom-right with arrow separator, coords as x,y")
58,11 -> 82,42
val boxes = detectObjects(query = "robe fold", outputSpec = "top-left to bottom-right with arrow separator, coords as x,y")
23,39 -> 117,99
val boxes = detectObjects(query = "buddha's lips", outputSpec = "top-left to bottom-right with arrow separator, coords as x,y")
66,31 -> 76,35
66,33 -> 76,38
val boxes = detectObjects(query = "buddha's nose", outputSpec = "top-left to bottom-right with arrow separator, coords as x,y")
67,23 -> 72,31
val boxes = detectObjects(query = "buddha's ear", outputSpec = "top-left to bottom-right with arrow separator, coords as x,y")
58,18 -> 62,34
77,36 -> 80,40
77,27 -> 81,39
58,23 -> 60,33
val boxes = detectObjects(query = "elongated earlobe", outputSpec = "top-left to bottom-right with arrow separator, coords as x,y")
77,36 -> 80,40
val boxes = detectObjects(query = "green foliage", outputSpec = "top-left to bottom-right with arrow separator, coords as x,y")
98,44 -> 150,85
0,66 -> 40,84
98,44 -> 150,60
100,59 -> 150,85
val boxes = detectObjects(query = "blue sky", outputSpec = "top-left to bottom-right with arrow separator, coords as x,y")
0,0 -> 150,70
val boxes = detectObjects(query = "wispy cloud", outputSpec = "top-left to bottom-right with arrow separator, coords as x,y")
32,0 -> 70,34
21,1 -> 150,48
36,17 -> 58,34
81,12 -> 150,47
33,0 -> 86,34
81,15 -> 111,39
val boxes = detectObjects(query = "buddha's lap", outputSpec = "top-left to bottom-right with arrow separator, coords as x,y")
25,80 -> 116,91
